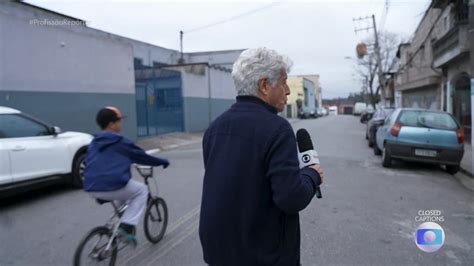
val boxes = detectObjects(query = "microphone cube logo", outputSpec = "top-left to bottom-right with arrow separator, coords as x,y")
302,154 -> 311,164
415,222 -> 445,252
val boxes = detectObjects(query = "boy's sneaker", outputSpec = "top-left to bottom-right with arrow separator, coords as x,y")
117,224 -> 137,248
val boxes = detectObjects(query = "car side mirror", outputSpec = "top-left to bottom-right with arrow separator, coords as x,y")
52,126 -> 62,135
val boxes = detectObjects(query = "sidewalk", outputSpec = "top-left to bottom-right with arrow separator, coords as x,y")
136,132 -> 203,151
460,142 -> 472,176
136,119 -> 301,151
454,142 -> 474,191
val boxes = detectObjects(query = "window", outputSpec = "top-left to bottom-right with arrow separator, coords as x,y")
153,61 -> 167,68
385,110 -> 398,125
398,111 -> 458,130
383,109 -> 395,118
0,114 -> 50,138
419,45 -> 425,62
134,57 -> 144,69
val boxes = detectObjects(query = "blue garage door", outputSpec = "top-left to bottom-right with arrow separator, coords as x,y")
135,69 -> 184,137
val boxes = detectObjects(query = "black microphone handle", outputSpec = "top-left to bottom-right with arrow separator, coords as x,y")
307,163 -> 322,198
315,187 -> 322,198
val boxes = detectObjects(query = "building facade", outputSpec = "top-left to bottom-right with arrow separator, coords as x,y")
0,1 -> 242,139
301,75 -> 322,108
395,0 -> 472,142
431,0 -> 471,142
284,76 -> 316,118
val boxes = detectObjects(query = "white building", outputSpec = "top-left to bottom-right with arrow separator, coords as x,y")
0,1 -> 243,139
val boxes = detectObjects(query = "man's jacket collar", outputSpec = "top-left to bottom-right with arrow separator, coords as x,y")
236,96 -> 278,114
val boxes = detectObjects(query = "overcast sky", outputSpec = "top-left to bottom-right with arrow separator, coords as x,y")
26,0 -> 430,99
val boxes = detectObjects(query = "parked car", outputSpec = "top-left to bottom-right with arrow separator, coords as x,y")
322,108 -> 329,116
328,106 -> 338,115
360,106 -> 376,123
366,107 -> 395,147
374,108 -> 464,174
0,106 -> 92,197
298,107 -> 317,119
353,102 -> 367,116
316,107 -> 325,117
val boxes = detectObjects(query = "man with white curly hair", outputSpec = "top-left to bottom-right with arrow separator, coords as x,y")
199,47 -> 324,266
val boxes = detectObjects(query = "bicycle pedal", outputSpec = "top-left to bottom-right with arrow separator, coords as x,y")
130,239 -> 138,249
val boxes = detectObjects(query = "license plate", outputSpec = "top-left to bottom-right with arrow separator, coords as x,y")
415,149 -> 437,157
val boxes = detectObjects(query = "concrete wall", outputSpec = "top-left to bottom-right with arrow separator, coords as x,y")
303,78 -> 316,109
128,40 -> 182,66
188,50 -> 244,68
286,77 -> 304,118
301,75 -> 321,107
0,91 -> 137,138
0,1 -> 138,139
470,0 -> 474,147
1,1 -> 242,138
162,65 -> 236,132
401,86 -> 441,110
397,8 -> 442,91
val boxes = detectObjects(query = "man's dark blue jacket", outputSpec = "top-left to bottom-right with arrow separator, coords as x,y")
83,131 -> 168,192
200,96 -> 321,266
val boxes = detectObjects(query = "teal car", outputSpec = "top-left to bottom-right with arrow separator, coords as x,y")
374,108 -> 464,174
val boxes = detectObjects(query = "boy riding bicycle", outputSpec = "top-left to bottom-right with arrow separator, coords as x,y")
83,106 -> 169,244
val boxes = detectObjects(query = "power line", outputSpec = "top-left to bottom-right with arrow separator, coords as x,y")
179,1 -> 282,63
184,1 -> 282,34
379,0 -> 390,32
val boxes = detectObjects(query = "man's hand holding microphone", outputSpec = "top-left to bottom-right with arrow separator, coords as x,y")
296,129 -> 324,198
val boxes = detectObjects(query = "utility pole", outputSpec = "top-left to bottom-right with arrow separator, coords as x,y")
353,15 -> 386,107
469,0 -> 474,148
179,30 -> 185,64
371,14 -> 386,108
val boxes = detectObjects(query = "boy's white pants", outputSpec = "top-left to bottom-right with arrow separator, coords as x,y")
88,180 -> 148,226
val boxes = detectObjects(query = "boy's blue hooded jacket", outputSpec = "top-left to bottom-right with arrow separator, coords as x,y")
83,131 -> 168,192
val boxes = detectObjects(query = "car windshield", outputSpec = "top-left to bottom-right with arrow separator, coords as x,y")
381,109 -> 394,118
398,110 -> 458,131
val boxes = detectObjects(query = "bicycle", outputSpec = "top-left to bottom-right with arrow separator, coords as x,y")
73,165 -> 168,266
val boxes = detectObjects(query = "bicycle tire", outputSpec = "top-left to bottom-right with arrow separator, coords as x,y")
144,197 -> 168,243
73,226 -> 118,266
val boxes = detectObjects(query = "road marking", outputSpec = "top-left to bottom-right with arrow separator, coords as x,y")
452,213 -> 474,219
166,205 -> 200,235
122,204 -> 201,265
445,250 -> 462,264
146,219 -> 200,266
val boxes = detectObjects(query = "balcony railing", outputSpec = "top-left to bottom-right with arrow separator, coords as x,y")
432,22 -> 469,67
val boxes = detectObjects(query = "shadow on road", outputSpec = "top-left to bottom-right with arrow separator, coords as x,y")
0,183 -> 77,209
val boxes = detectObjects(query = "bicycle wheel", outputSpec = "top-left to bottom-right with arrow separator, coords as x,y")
73,226 -> 118,266
144,197 -> 168,243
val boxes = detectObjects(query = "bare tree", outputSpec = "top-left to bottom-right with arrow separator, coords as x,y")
354,32 -> 400,109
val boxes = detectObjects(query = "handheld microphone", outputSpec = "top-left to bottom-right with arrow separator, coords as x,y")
296,129 -> 322,198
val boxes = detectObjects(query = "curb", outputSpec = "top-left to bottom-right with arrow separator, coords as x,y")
141,118 -> 301,153
144,139 -> 202,153
459,167 -> 473,178
454,171 -> 474,192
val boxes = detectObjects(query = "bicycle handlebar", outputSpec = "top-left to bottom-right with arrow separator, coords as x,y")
134,165 -> 164,178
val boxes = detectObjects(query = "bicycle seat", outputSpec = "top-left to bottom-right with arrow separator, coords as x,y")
95,198 -> 111,205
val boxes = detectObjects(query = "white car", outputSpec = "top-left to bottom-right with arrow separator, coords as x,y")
0,106 -> 92,197
353,102 -> 367,116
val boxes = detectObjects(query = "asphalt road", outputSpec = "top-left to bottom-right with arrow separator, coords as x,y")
1,115 -> 473,266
